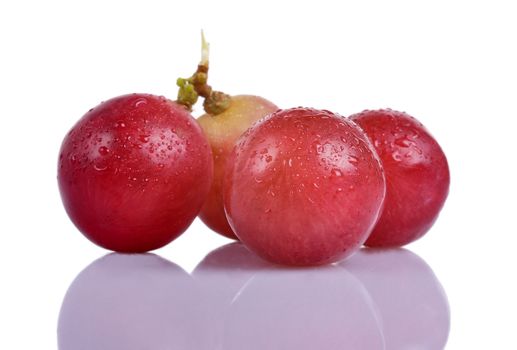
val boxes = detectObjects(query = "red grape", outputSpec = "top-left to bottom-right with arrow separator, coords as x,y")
176,35 -> 278,239
350,109 -> 450,247
198,95 -> 278,239
224,107 -> 386,266
58,94 -> 213,252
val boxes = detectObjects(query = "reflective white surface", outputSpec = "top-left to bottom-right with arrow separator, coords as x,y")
58,244 -> 449,349
2,1 -> 517,348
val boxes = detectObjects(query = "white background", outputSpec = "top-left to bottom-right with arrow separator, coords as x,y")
1,0 -> 516,348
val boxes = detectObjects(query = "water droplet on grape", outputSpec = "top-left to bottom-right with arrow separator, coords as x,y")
347,155 -> 359,164
392,152 -> 403,161
331,169 -> 343,177
98,146 -> 109,155
93,164 -> 107,171
134,98 -> 147,108
394,137 -> 412,148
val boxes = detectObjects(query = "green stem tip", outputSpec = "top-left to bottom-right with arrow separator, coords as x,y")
175,31 -> 232,115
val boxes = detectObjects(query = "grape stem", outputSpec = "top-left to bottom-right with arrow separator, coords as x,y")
176,31 -> 231,115
200,30 -> 209,67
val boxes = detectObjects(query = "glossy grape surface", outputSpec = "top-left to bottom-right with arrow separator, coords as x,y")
224,107 -> 386,266
197,95 -> 278,239
58,94 -> 213,252
351,109 -> 450,247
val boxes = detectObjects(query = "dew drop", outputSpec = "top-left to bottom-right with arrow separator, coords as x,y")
392,152 -> 403,161
331,169 -> 343,177
94,164 -> 107,171
134,98 -> 147,108
98,146 -> 109,156
347,155 -> 359,164
394,137 -> 412,148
